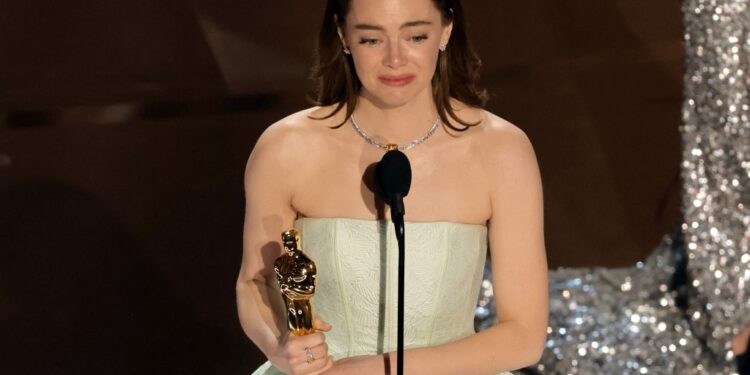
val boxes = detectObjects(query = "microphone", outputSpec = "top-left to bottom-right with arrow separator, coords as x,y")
375,149 -> 412,222
374,149 -> 411,375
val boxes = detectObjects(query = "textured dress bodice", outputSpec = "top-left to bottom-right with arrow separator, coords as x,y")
253,217 -> 512,375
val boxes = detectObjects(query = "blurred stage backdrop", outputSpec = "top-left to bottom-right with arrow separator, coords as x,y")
0,1 -> 683,374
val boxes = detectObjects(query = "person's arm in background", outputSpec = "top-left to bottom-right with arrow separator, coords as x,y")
734,325 -> 750,375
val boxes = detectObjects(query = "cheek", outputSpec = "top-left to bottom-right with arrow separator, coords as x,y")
351,53 -> 381,80
409,49 -> 440,75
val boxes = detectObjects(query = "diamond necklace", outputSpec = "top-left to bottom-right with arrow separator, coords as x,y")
349,115 -> 441,151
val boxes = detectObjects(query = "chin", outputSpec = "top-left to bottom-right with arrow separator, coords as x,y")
374,94 -> 414,108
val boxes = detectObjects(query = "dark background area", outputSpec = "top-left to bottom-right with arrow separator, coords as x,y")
0,1 -> 684,373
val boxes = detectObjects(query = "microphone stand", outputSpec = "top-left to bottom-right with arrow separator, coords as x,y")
391,193 -> 406,375
375,149 -> 411,375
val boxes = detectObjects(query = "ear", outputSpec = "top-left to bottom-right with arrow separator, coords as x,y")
334,14 -> 347,45
440,20 -> 453,48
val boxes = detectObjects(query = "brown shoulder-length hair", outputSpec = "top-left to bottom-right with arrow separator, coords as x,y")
308,0 -> 488,131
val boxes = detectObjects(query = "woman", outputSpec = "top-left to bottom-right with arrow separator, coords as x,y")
236,0 -> 548,374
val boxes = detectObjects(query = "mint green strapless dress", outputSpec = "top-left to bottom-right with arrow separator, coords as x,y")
253,217 -> 512,375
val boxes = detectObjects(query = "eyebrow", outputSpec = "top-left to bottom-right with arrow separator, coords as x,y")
353,20 -> 432,31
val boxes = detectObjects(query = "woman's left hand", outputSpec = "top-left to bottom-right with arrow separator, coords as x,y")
322,354 -> 386,374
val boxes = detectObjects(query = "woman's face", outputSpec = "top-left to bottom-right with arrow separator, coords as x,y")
340,0 -> 452,108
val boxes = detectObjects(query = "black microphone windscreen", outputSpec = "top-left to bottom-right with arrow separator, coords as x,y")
375,150 -> 412,202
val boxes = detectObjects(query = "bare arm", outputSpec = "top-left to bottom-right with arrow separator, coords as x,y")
329,121 -> 548,374
236,122 -> 333,374
401,123 -> 549,374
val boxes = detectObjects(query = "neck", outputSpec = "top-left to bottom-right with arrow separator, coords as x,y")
352,90 -> 441,144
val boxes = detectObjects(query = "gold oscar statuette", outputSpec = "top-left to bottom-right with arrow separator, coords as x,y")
273,228 -> 317,336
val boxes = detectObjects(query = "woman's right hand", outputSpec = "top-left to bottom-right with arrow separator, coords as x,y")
270,317 -> 334,375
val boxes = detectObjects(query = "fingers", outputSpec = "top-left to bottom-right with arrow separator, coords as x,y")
313,317 -> 333,332
289,340 -> 329,366
310,356 -> 334,375
296,352 -> 329,373
281,332 -> 332,373
275,322 -> 333,375
289,332 -> 326,351
291,350 -> 332,374
307,342 -> 329,363
279,331 -> 321,350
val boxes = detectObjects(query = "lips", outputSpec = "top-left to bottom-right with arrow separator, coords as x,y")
378,74 -> 415,87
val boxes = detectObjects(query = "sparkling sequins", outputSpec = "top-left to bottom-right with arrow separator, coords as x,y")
682,0 -> 750,369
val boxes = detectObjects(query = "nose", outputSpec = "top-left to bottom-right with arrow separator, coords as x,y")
384,39 -> 406,68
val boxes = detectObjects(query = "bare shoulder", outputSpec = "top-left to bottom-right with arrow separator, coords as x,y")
477,111 -> 530,146
447,99 -> 528,145
469,109 -> 539,176
250,105 -> 345,164
254,105 -> 341,150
